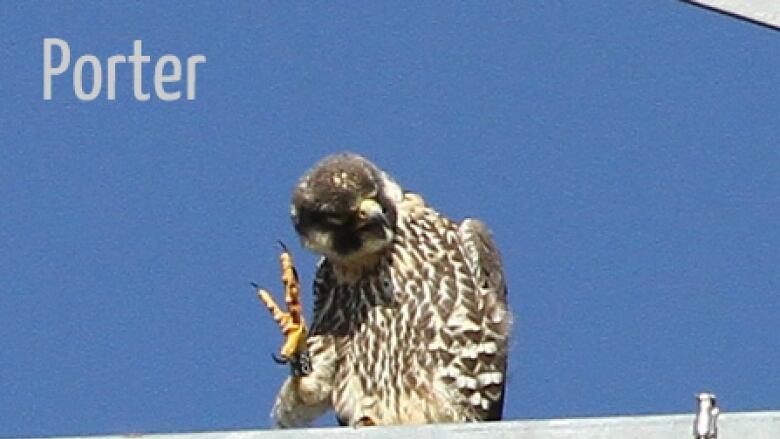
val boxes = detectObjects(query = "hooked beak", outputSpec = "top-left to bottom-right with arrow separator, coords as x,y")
358,198 -> 388,228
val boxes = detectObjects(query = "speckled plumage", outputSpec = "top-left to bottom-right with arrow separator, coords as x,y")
272,153 -> 510,427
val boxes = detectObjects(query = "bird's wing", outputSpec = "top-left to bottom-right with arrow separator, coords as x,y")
458,218 -> 509,421
459,218 -> 506,297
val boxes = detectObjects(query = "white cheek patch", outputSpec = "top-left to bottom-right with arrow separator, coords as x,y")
358,225 -> 394,254
304,229 -> 334,254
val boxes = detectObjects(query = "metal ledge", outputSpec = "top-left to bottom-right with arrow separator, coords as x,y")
36,411 -> 780,439
682,0 -> 780,31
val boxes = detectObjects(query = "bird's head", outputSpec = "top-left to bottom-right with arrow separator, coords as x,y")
291,153 -> 400,264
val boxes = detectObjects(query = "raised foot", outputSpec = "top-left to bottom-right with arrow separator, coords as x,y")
254,241 -> 311,376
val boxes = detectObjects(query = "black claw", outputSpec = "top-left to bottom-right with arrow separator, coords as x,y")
271,353 -> 288,364
277,240 -> 288,252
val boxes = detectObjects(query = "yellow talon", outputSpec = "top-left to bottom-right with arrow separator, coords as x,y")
255,242 -> 309,365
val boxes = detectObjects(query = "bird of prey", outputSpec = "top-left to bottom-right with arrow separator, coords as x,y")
257,153 -> 510,427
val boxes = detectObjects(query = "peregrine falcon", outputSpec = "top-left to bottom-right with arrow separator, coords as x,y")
260,153 -> 510,427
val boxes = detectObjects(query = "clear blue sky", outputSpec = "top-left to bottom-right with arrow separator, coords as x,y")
1,2 -> 778,437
